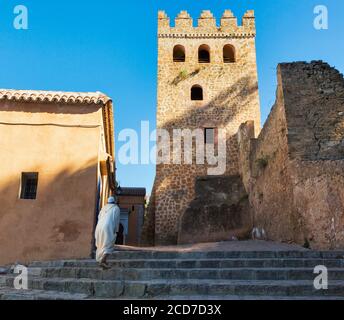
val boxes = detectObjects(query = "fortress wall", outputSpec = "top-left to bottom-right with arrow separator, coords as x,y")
238,61 -> 344,249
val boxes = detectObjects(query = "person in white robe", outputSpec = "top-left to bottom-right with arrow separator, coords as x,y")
95,196 -> 121,268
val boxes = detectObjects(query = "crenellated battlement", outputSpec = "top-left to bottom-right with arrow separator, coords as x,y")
158,10 -> 256,38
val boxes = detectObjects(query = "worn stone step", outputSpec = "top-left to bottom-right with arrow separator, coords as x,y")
4,248 -> 344,300
2,276 -> 344,298
107,251 -> 344,260
0,288 -> 89,300
29,258 -> 344,269
27,267 -> 344,281
2,287 -> 343,300
143,279 -> 344,298
152,295 -> 344,301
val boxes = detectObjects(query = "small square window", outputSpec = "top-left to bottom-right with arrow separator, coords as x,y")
204,128 -> 215,144
20,173 -> 39,200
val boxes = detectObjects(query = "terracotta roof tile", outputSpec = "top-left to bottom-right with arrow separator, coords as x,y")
0,89 -> 111,105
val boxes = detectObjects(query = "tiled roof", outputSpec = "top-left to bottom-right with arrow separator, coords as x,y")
117,188 -> 147,197
0,88 -> 115,161
0,89 -> 111,105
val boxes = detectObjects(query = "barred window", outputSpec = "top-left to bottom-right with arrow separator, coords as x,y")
20,173 -> 38,200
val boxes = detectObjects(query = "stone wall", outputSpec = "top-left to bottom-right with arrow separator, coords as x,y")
178,175 -> 252,244
146,9 -> 261,245
141,179 -> 156,246
238,61 -> 344,249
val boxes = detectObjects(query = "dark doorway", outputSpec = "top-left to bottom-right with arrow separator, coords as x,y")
115,223 -> 124,245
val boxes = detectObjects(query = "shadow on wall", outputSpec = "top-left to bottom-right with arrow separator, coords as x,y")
161,75 -> 258,129
1,101 -> 101,115
178,175 -> 252,245
0,159 -> 99,266
141,75 -> 258,246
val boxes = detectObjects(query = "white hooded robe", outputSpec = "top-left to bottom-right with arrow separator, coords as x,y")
95,203 -> 121,262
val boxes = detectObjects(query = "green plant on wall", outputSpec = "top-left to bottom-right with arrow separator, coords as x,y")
171,68 -> 201,86
179,69 -> 188,79
256,156 -> 269,169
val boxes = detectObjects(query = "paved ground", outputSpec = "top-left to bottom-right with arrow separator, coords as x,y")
114,240 -> 308,252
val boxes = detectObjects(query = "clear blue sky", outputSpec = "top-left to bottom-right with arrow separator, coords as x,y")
0,0 -> 343,194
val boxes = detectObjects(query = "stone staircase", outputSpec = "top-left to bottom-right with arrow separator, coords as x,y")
1,249 -> 344,300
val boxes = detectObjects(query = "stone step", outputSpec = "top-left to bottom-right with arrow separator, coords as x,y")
2,276 -> 344,298
26,267 -> 344,281
152,295 -> 344,301
4,249 -> 344,299
107,251 -> 344,260
2,287 -> 343,301
0,288 -> 89,300
29,258 -> 344,269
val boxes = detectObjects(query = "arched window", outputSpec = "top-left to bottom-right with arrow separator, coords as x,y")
223,44 -> 236,63
198,45 -> 210,63
191,85 -> 203,101
173,45 -> 185,62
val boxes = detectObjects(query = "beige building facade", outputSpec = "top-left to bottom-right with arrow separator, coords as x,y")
0,90 -> 115,265
145,10 -> 261,245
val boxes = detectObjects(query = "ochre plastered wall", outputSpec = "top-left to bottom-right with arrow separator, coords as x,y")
0,101 -> 104,265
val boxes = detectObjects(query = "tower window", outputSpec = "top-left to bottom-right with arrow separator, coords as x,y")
20,173 -> 38,200
198,45 -> 210,63
173,45 -> 185,62
223,44 -> 236,63
191,85 -> 203,101
204,128 -> 216,144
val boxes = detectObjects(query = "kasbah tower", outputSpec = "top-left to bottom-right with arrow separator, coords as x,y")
144,9 -> 261,245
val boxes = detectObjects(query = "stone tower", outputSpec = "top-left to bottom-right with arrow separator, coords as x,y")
144,9 -> 261,245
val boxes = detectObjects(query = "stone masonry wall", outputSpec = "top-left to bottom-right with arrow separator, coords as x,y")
178,175 -> 252,245
146,10 -> 261,245
238,61 -> 344,250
